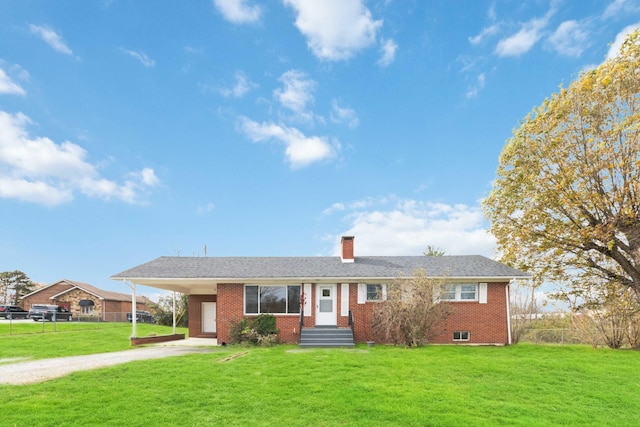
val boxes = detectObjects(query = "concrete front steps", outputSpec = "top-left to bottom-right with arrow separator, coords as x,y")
299,326 -> 355,348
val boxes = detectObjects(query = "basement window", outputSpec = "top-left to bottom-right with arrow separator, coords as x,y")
453,331 -> 470,341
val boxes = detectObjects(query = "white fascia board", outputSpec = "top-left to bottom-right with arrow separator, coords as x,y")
111,275 -> 527,285
110,275 -> 529,295
50,287 -> 105,300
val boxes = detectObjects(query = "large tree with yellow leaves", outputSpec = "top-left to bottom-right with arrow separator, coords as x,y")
483,30 -> 640,295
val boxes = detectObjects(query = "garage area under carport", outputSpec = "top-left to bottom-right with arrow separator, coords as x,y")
112,276 -> 219,345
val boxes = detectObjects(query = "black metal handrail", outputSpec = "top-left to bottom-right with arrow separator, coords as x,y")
348,309 -> 354,334
299,309 -> 304,333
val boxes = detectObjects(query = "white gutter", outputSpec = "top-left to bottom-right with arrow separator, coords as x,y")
112,275 -> 531,286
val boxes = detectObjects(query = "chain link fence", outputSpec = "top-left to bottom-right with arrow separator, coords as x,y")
0,312 -> 136,336
520,327 -> 639,347
519,328 -> 584,345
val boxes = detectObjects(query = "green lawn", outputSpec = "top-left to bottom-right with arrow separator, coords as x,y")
0,321 -> 187,359
1,329 -> 639,427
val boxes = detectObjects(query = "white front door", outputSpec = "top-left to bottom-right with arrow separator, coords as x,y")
316,284 -> 337,326
202,302 -> 216,333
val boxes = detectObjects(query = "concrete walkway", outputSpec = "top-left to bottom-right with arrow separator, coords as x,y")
154,337 -> 218,346
0,340 -> 217,385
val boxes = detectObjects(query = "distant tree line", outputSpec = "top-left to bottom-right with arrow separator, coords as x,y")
0,271 -> 38,305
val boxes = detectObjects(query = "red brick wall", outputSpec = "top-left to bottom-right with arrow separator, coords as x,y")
431,282 -> 510,344
216,284 -> 302,344
348,282 -> 510,345
189,294 -> 218,338
22,283 -> 148,322
103,300 -> 121,320
22,283 -> 74,310
348,283 -> 377,343
191,282 -> 510,345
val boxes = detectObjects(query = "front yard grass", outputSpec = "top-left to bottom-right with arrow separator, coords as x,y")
1,340 -> 639,426
0,321 -> 187,359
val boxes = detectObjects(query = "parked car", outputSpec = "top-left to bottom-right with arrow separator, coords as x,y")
127,310 -> 155,323
29,304 -> 73,322
0,305 -> 30,319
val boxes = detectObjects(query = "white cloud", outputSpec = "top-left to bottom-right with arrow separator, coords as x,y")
213,0 -> 261,24
495,14 -> 551,57
325,197 -> 496,258
239,117 -> 337,168
547,20 -> 589,57
273,69 -> 317,122
469,24 -> 499,45
487,3 -> 497,21
0,68 -> 25,96
377,38 -> 397,67
322,197 -> 380,215
603,0 -> 640,19
219,71 -> 258,98
0,111 -> 159,206
122,49 -> 156,67
466,73 -> 486,99
139,168 -> 160,186
606,23 -> 640,60
283,0 -> 382,60
0,177 -> 73,205
469,4 -> 499,45
197,202 -> 216,214
322,202 -> 345,215
29,24 -> 73,56
330,99 -> 359,128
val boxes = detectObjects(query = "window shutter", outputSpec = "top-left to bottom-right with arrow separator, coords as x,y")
357,283 -> 366,304
479,283 -> 488,304
304,283 -> 312,316
341,284 -> 349,316
381,284 -> 388,301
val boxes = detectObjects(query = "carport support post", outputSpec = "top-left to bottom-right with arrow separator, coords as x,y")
126,281 -> 137,338
172,291 -> 177,335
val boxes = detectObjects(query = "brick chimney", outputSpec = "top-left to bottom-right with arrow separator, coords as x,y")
341,236 -> 355,263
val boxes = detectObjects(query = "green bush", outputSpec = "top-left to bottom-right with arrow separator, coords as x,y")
252,314 -> 278,336
230,315 -> 279,346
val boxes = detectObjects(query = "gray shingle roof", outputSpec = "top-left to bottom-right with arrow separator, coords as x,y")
112,255 -> 529,281
59,279 -> 147,303
23,279 -> 147,303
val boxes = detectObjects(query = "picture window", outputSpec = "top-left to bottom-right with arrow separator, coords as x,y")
245,285 -> 301,314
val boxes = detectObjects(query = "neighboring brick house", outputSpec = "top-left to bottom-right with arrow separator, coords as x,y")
21,279 -> 149,322
111,236 -> 529,345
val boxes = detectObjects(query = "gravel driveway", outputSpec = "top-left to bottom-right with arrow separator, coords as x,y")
0,346 -> 212,385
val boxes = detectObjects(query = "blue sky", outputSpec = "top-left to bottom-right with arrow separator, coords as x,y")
1,0 -> 639,297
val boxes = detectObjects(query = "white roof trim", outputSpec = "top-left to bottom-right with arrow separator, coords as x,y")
50,286 -> 106,300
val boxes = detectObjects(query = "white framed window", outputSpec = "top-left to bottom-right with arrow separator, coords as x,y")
81,305 -> 94,315
244,285 -> 301,315
440,283 -> 478,301
366,284 -> 384,301
453,331 -> 470,341
357,284 -> 388,303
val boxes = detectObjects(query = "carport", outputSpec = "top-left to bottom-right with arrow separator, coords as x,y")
111,276 -> 218,345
